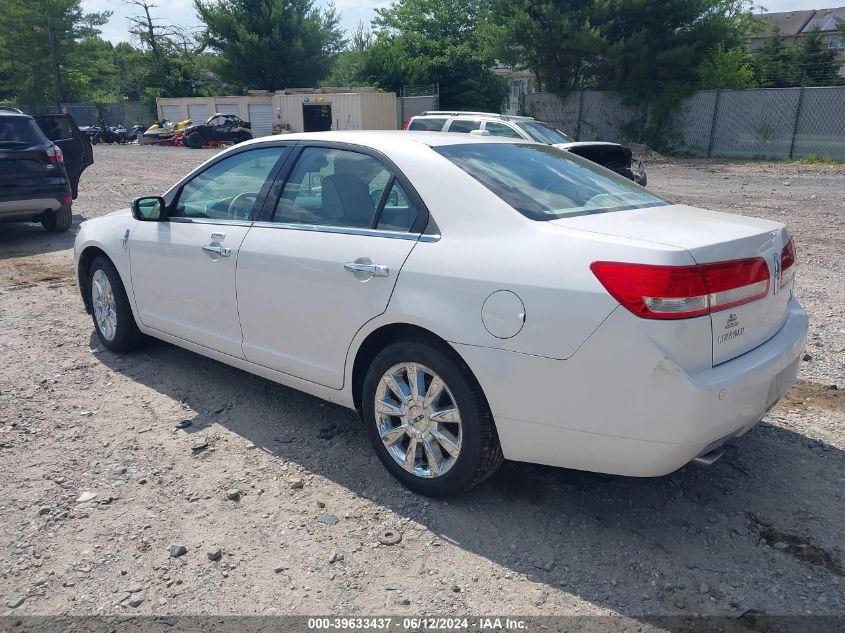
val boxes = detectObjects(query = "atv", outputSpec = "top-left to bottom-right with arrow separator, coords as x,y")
183,113 -> 254,149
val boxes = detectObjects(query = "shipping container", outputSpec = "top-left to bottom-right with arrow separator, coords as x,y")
273,91 -> 397,133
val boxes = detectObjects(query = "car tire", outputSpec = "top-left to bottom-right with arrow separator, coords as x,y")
235,132 -> 251,144
88,256 -> 144,353
42,204 -> 72,232
361,337 -> 504,497
186,132 -> 204,149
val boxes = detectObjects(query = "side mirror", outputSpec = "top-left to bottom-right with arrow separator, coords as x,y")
131,196 -> 166,221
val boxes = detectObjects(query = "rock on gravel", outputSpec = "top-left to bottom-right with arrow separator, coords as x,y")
169,545 -> 188,558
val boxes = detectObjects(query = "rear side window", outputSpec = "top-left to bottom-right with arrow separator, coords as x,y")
485,122 -> 522,138
517,121 -> 573,144
435,143 -> 666,220
447,119 -> 481,134
376,180 -> 417,232
408,118 -> 447,131
0,116 -> 48,147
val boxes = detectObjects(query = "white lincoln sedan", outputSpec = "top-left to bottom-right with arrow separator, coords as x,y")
74,132 -> 807,496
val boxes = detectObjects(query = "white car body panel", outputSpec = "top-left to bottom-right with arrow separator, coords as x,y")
236,225 -> 418,388
74,131 -> 808,478
130,220 -> 251,358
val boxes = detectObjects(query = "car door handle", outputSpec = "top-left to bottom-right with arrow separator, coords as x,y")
202,244 -> 231,257
344,262 -> 389,277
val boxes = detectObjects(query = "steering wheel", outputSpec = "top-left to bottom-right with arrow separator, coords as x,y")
228,192 -> 259,219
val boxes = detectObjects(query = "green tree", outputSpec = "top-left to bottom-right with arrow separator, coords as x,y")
698,42 -> 756,89
0,0 -> 111,106
751,27 -> 841,87
323,23 -> 376,87
751,29 -> 796,87
195,0 -> 345,90
492,0 -> 754,146
365,0 -> 509,111
793,27 -> 840,86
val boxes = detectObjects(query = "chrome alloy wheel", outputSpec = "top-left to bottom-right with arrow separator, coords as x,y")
374,362 -> 463,478
91,269 -> 117,342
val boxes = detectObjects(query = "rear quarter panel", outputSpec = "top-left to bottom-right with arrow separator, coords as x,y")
370,146 -> 697,360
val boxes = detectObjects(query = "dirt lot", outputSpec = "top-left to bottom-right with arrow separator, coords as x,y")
0,145 -> 843,623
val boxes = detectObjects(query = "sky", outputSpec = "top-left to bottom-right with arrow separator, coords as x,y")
82,0 -> 388,45
83,0 -> 827,45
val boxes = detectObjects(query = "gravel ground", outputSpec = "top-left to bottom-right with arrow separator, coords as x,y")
0,145 -> 842,622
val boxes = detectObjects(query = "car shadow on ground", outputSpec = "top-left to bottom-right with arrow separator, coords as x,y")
0,215 -> 83,260
92,334 -> 845,627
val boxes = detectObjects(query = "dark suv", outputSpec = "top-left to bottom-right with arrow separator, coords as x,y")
0,108 -> 93,232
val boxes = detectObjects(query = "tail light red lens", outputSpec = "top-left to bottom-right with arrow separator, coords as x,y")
591,258 -> 770,320
46,145 -> 63,163
403,118 -> 412,130
780,238 -> 796,287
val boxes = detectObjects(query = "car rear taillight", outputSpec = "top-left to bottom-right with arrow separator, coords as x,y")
46,145 -> 63,163
590,258 -> 770,320
780,238 -> 796,287
403,118 -> 412,130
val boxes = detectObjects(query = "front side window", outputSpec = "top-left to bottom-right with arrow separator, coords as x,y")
447,119 -> 481,134
174,146 -> 286,221
517,121 -> 573,144
435,143 -> 666,220
408,118 -> 447,131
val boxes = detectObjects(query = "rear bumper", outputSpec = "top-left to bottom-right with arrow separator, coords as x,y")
454,296 -> 808,477
0,189 -> 69,222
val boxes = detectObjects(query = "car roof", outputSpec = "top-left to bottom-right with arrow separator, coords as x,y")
0,108 -> 32,119
243,130 -> 531,152
414,111 -> 535,122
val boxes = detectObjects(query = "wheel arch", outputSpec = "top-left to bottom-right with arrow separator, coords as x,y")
77,245 -> 112,313
349,322 -> 489,418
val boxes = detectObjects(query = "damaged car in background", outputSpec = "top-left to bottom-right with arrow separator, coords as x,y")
405,111 -> 647,185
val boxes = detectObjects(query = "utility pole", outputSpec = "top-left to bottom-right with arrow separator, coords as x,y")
46,22 -> 62,109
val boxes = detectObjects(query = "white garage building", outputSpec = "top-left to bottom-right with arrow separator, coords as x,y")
157,88 -> 397,137
273,89 -> 397,133
156,93 -> 275,136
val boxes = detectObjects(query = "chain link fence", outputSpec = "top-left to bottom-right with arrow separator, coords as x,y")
5,101 -> 153,127
527,86 -> 845,160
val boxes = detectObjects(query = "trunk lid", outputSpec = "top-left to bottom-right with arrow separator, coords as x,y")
0,145 -> 61,196
551,204 -> 793,365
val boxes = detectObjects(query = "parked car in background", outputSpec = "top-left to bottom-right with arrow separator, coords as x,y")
183,113 -> 253,149
0,107 -> 92,232
405,111 -> 647,185
74,131 -> 805,496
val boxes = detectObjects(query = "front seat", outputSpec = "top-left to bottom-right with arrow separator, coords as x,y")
321,174 -> 374,227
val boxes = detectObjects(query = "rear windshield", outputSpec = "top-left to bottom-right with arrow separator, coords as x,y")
435,143 -> 666,220
0,116 -> 48,147
517,121 -> 573,144
408,118 -> 447,131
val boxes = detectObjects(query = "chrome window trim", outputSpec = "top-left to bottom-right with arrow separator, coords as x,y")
169,217 -> 254,228
250,220 -> 440,242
